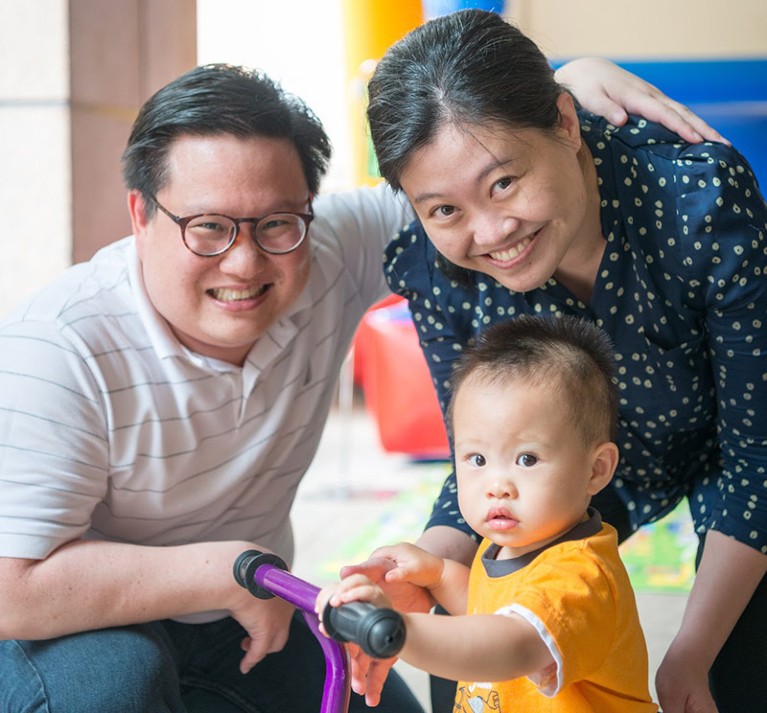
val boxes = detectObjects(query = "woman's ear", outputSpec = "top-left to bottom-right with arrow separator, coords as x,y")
555,92 -> 582,149
587,441 -> 619,496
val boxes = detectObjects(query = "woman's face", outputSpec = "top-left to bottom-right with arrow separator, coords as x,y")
398,94 -> 601,293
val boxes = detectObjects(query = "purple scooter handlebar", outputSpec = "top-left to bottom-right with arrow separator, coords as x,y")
233,549 -> 406,713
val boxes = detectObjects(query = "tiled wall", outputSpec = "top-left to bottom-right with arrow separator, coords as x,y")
69,0 -> 197,264
0,0 -> 71,315
0,0 -> 196,317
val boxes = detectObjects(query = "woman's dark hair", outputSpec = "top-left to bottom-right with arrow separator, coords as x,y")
122,64 -> 331,214
367,9 -> 561,190
448,315 -> 618,446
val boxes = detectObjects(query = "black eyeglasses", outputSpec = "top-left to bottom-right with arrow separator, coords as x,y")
149,196 -> 314,256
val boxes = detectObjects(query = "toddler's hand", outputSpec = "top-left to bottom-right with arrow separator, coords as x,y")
315,575 -> 398,707
317,573 -> 392,616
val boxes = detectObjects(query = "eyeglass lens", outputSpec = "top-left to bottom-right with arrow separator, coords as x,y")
185,214 -> 307,255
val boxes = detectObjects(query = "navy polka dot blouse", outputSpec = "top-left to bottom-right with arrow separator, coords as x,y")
384,112 -> 767,554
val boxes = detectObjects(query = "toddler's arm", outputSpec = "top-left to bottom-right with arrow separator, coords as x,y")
319,578 -> 555,689
402,610 -> 554,684
369,541 -> 469,615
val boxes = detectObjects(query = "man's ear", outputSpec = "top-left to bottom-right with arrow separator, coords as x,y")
127,190 -> 150,236
587,441 -> 619,496
128,190 -> 151,258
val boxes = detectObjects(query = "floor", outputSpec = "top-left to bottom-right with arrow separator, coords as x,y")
291,396 -> 689,711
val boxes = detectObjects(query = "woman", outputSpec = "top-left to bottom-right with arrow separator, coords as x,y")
365,9 -> 766,713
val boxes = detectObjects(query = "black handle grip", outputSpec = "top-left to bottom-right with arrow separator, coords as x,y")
233,549 -> 288,599
323,600 -> 406,659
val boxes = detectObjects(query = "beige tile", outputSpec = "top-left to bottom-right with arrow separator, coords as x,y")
0,0 -> 69,101
0,104 -> 71,316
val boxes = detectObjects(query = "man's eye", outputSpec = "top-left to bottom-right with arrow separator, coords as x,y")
468,454 -> 486,467
261,217 -> 290,231
189,218 -> 230,234
516,453 -> 538,467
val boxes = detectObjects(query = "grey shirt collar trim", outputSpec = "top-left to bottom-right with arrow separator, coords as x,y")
481,508 -> 603,578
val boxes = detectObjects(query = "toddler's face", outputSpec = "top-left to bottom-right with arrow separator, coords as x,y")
453,374 -> 606,559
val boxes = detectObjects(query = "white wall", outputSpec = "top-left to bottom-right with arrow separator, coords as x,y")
197,0 -> 353,191
0,0 -> 72,316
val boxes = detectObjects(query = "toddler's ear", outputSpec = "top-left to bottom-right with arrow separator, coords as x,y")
587,442 -> 619,496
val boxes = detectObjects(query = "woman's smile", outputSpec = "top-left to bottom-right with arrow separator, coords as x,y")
483,228 -> 541,266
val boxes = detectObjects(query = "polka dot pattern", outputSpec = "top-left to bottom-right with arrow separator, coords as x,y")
384,112 -> 767,554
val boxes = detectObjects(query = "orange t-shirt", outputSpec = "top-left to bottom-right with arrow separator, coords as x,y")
455,511 -> 657,712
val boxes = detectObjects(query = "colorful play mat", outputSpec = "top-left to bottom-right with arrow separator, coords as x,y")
619,503 -> 697,593
316,462 -> 696,594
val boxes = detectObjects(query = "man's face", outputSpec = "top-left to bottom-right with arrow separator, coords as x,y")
130,133 -> 312,365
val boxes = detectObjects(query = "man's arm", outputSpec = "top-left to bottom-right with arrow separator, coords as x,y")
0,538 -> 292,673
555,57 -> 728,144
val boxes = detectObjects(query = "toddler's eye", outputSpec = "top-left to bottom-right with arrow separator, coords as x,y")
516,453 -> 538,467
467,453 -> 486,467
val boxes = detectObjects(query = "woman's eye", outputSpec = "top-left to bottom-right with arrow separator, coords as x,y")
516,453 -> 538,467
467,453 -> 486,467
434,204 -> 456,218
492,176 -> 514,194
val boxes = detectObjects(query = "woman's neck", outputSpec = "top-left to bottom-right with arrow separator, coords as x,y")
553,143 -> 605,304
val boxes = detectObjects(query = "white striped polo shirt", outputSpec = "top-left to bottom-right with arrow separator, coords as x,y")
0,184 -> 412,591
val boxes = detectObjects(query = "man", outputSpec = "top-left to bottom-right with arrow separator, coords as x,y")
0,60 -> 720,712
0,63 -> 418,712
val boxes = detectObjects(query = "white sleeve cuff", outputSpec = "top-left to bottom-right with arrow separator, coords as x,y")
495,603 -> 562,697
